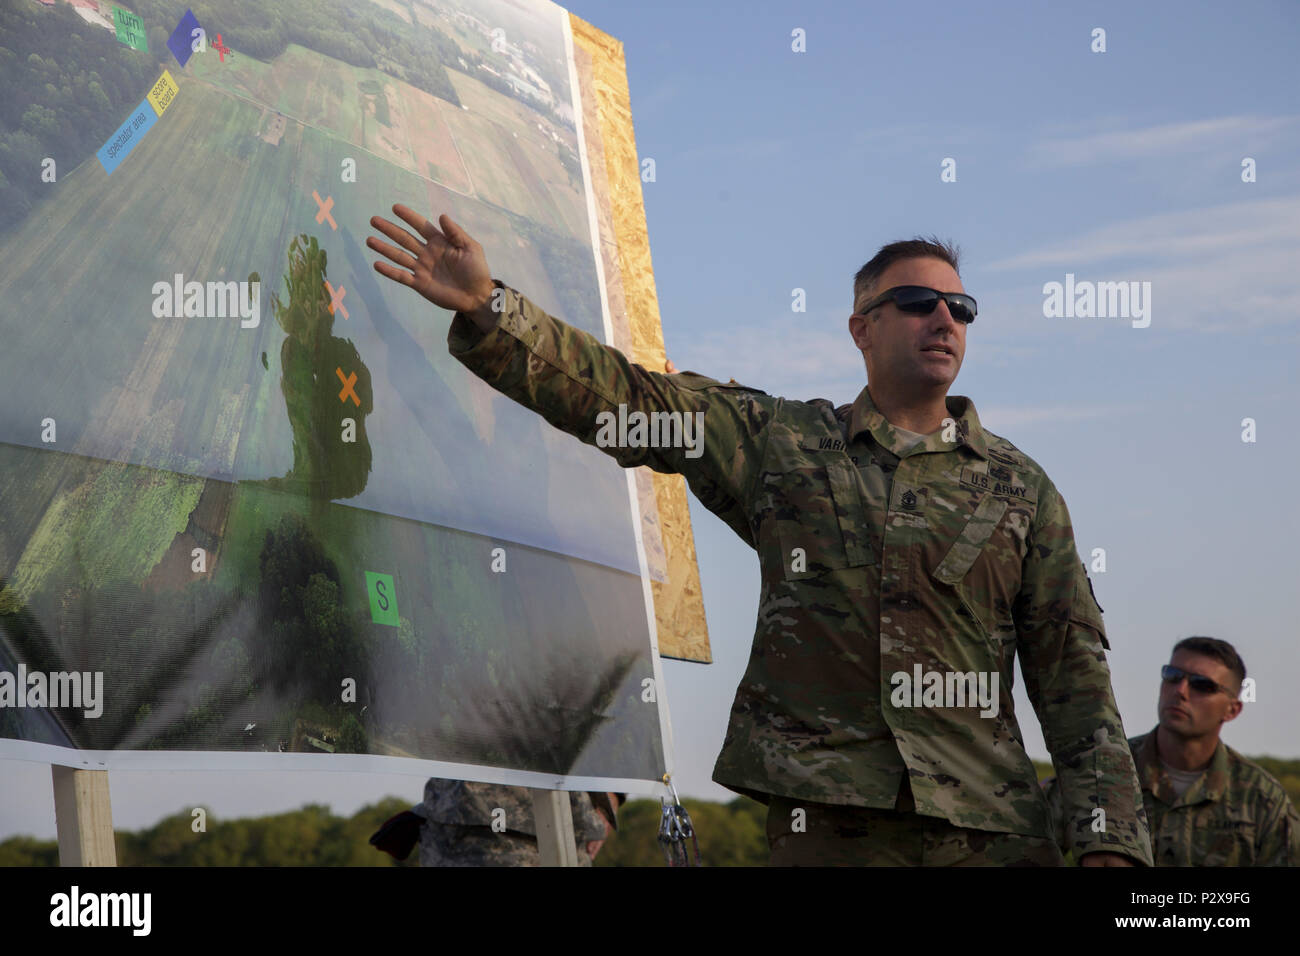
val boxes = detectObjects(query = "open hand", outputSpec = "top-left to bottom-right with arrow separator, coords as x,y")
368,205 -> 494,315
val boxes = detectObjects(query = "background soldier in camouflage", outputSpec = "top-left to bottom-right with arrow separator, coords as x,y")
367,204 -> 1153,866
414,780 -> 618,867
1044,637 -> 1299,865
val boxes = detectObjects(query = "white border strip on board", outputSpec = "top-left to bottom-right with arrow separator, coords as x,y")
561,10 -> 675,799
0,737 -> 663,797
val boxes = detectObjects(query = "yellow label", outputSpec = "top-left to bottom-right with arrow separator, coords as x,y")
147,70 -> 179,116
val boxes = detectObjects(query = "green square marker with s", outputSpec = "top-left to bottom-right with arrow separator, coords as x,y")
365,571 -> 399,626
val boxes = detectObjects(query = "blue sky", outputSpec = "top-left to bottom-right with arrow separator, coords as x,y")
3,0 -> 1297,839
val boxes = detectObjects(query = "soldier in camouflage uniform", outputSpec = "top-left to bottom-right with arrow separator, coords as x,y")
367,205 -> 1153,866
414,779 -> 616,866
1043,637 -> 1299,865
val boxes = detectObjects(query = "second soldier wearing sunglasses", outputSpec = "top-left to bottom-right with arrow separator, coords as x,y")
1043,637 -> 1300,865
367,207 -> 1154,866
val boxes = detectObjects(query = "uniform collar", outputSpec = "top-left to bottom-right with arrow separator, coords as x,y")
846,386 -> 989,460
1134,726 -> 1230,806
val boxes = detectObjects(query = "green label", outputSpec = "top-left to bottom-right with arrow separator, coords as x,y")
114,7 -> 148,51
364,571 -> 399,626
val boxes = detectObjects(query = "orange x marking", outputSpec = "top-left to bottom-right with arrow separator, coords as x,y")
323,279 -> 348,319
336,368 -> 359,406
313,190 -> 337,230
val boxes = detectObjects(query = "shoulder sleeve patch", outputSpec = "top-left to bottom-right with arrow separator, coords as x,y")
1070,560 -> 1108,648
1084,566 -> 1104,615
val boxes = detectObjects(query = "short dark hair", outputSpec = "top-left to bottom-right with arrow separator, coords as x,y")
853,236 -> 962,314
1172,636 -> 1246,690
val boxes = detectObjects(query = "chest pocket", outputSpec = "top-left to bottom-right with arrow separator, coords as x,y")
1194,814 -> 1256,866
775,456 -> 875,580
931,495 -> 1008,585
927,494 -> 1009,638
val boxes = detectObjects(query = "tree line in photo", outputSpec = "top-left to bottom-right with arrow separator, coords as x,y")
4,757 -> 1297,866
0,0 -> 482,235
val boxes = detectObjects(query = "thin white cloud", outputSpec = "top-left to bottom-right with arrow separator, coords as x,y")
848,121 -> 983,152
675,136 -> 790,164
1026,115 -> 1296,167
984,196 -> 1300,271
978,195 -> 1300,332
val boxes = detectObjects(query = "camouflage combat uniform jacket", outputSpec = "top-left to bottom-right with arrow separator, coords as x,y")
415,779 -> 608,866
1107,729 -> 1295,865
449,280 -> 1152,864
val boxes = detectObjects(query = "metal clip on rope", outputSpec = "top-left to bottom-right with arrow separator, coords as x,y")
657,774 -> 702,867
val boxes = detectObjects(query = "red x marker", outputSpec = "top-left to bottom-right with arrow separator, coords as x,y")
336,368 -> 359,406
323,279 -> 348,319
313,190 -> 337,230
213,34 -> 231,62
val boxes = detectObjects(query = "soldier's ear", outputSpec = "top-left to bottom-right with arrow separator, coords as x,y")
849,313 -> 873,351
1223,698 -> 1244,723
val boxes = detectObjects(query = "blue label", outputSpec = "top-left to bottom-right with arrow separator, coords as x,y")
96,100 -> 157,176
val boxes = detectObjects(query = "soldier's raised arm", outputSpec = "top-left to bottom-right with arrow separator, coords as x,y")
368,205 -> 776,545
1014,479 -> 1154,866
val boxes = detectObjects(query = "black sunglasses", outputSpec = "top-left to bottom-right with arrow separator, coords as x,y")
1161,665 -> 1234,697
857,285 -> 977,324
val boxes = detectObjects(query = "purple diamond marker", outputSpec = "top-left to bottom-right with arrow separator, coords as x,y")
167,9 -> 202,67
